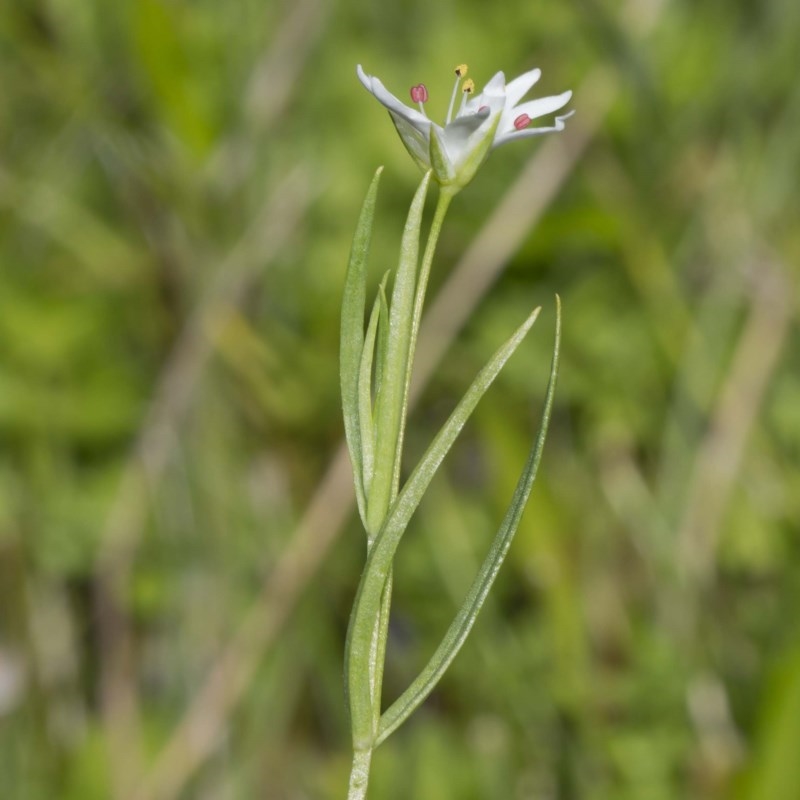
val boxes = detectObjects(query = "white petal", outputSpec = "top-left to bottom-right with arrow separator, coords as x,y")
442,110 -> 492,164
356,65 -> 430,130
504,68 -> 542,107
465,70 -> 506,113
500,90 -> 573,134
494,111 -> 575,147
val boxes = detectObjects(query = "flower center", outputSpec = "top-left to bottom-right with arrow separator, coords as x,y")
410,64 -> 480,126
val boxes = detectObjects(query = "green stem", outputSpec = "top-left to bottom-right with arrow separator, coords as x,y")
347,748 -> 373,800
370,569 -> 393,728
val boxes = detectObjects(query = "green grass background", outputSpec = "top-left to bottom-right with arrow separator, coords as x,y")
1,0 -> 799,797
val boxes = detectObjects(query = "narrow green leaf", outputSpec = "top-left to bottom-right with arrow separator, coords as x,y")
374,281 -> 390,411
358,292 -> 382,500
347,304 -> 542,749
367,171 -> 431,535
376,296 -> 561,745
341,167 -> 383,526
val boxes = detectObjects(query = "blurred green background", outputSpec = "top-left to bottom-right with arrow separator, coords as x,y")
1,0 -> 799,798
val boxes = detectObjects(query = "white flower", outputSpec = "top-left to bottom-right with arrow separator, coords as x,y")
357,63 -> 574,191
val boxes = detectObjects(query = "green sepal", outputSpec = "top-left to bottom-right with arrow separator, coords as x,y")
429,126 -> 456,186
429,113 -> 501,191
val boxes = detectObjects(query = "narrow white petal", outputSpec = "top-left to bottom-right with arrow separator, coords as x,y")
499,90 -> 573,134
494,111 -> 575,147
356,65 -> 430,130
504,68 -> 542,107
482,71 -> 507,94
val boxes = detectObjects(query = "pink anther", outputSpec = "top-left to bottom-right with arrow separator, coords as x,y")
513,113 -> 531,130
410,84 -> 429,104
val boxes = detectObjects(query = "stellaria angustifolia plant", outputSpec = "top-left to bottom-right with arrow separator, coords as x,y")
341,62 -> 572,799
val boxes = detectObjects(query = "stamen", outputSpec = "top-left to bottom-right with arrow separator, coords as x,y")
446,63 -> 468,124
410,83 -> 429,114
457,79 -> 475,115
513,113 -> 531,130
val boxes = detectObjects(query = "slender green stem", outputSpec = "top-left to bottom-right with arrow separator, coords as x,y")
347,748 -> 373,800
370,569 -> 392,727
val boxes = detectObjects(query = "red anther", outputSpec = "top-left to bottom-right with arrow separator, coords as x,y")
513,113 -> 531,130
410,83 -> 429,103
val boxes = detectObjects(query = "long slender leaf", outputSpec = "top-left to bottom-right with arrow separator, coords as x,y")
366,171 -> 431,535
376,296 -> 561,745
346,304 -> 542,749
341,167 -> 383,526
358,291 -> 382,500
373,281 -> 390,414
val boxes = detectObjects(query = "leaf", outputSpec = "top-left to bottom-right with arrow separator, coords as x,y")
358,288 -> 384,501
376,296 -> 561,745
366,171 -> 431,534
341,167 -> 383,527
346,303 -> 542,749
374,280 -> 390,414
358,299 -> 381,498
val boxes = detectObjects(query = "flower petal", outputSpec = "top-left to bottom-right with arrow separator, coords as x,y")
442,109 -> 492,166
500,90 -> 573,134
503,67 -> 542,108
464,71 -> 506,113
493,110 -> 575,147
357,65 -> 431,130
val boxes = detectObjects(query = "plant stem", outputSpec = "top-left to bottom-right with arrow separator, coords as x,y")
345,184 -> 455,800
347,748 -> 373,800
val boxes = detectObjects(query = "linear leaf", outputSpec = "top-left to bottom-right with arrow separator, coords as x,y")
346,304 -> 541,749
366,171 -> 431,535
341,167 -> 383,526
376,296 -> 561,745
374,280 -> 390,412
358,290 -> 383,500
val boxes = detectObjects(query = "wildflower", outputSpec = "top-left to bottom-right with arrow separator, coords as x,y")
357,63 -> 573,191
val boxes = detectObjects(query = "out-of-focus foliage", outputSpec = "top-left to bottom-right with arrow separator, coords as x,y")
1,0 -> 798,798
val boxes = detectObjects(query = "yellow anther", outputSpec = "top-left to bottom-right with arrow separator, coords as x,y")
462,79 -> 475,94
454,64 -> 468,78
